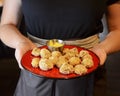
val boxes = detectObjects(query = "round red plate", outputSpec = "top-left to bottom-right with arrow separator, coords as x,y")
21,45 -> 100,79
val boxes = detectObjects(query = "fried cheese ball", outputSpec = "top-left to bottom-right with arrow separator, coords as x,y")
59,63 -> 74,75
74,64 -> 88,75
69,57 -> 81,66
70,47 -> 79,56
31,58 -> 40,68
49,56 -> 58,65
64,51 -> 76,60
55,56 -> 68,68
39,58 -> 54,71
51,51 -> 62,57
81,58 -> 94,68
62,48 -> 70,54
40,48 -> 51,59
79,50 -> 89,58
82,54 -> 92,60
31,47 -> 41,56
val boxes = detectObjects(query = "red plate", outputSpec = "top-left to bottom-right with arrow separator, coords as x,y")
21,45 -> 100,79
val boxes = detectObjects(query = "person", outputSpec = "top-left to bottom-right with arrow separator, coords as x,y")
0,0 -> 120,96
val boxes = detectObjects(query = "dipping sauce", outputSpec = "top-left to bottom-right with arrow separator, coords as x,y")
47,39 -> 65,52
48,40 -> 64,47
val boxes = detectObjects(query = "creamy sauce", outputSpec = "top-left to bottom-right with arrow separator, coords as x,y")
48,40 -> 63,47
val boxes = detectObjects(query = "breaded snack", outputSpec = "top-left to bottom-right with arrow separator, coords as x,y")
62,48 -> 70,54
55,56 -> 68,68
82,54 -> 92,60
31,47 -> 41,56
69,57 -> 81,66
59,63 -> 74,74
40,48 -> 51,59
74,64 -> 87,75
70,48 -> 79,56
31,58 -> 40,68
31,46 -> 94,75
64,51 -> 76,60
39,58 -> 54,71
79,50 -> 89,58
49,56 -> 58,65
81,58 -> 94,68
51,51 -> 62,57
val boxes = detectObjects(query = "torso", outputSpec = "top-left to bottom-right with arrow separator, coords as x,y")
22,0 -> 107,39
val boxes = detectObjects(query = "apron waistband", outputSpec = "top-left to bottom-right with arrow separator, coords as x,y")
27,32 -> 100,49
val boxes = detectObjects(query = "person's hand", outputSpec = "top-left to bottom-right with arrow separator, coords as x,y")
90,46 -> 107,65
15,41 -> 36,69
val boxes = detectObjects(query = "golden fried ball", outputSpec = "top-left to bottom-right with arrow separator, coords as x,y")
81,58 -> 94,68
79,50 -> 89,58
62,48 -> 70,54
31,58 -> 40,68
74,64 -> 88,75
64,51 -> 76,60
70,48 -> 79,55
49,56 -> 58,65
55,56 -> 68,68
39,58 -> 54,71
59,63 -> 74,74
69,57 -> 81,66
31,47 -> 41,56
40,48 -> 51,59
51,51 -> 62,57
82,54 -> 92,60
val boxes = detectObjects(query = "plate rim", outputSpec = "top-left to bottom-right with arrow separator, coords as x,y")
21,45 -> 100,79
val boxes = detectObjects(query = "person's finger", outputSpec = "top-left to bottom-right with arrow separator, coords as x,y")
90,47 -> 107,65
15,41 -> 36,69
15,47 -> 26,69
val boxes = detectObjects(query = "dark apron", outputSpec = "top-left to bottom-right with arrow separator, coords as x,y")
14,70 -> 94,96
